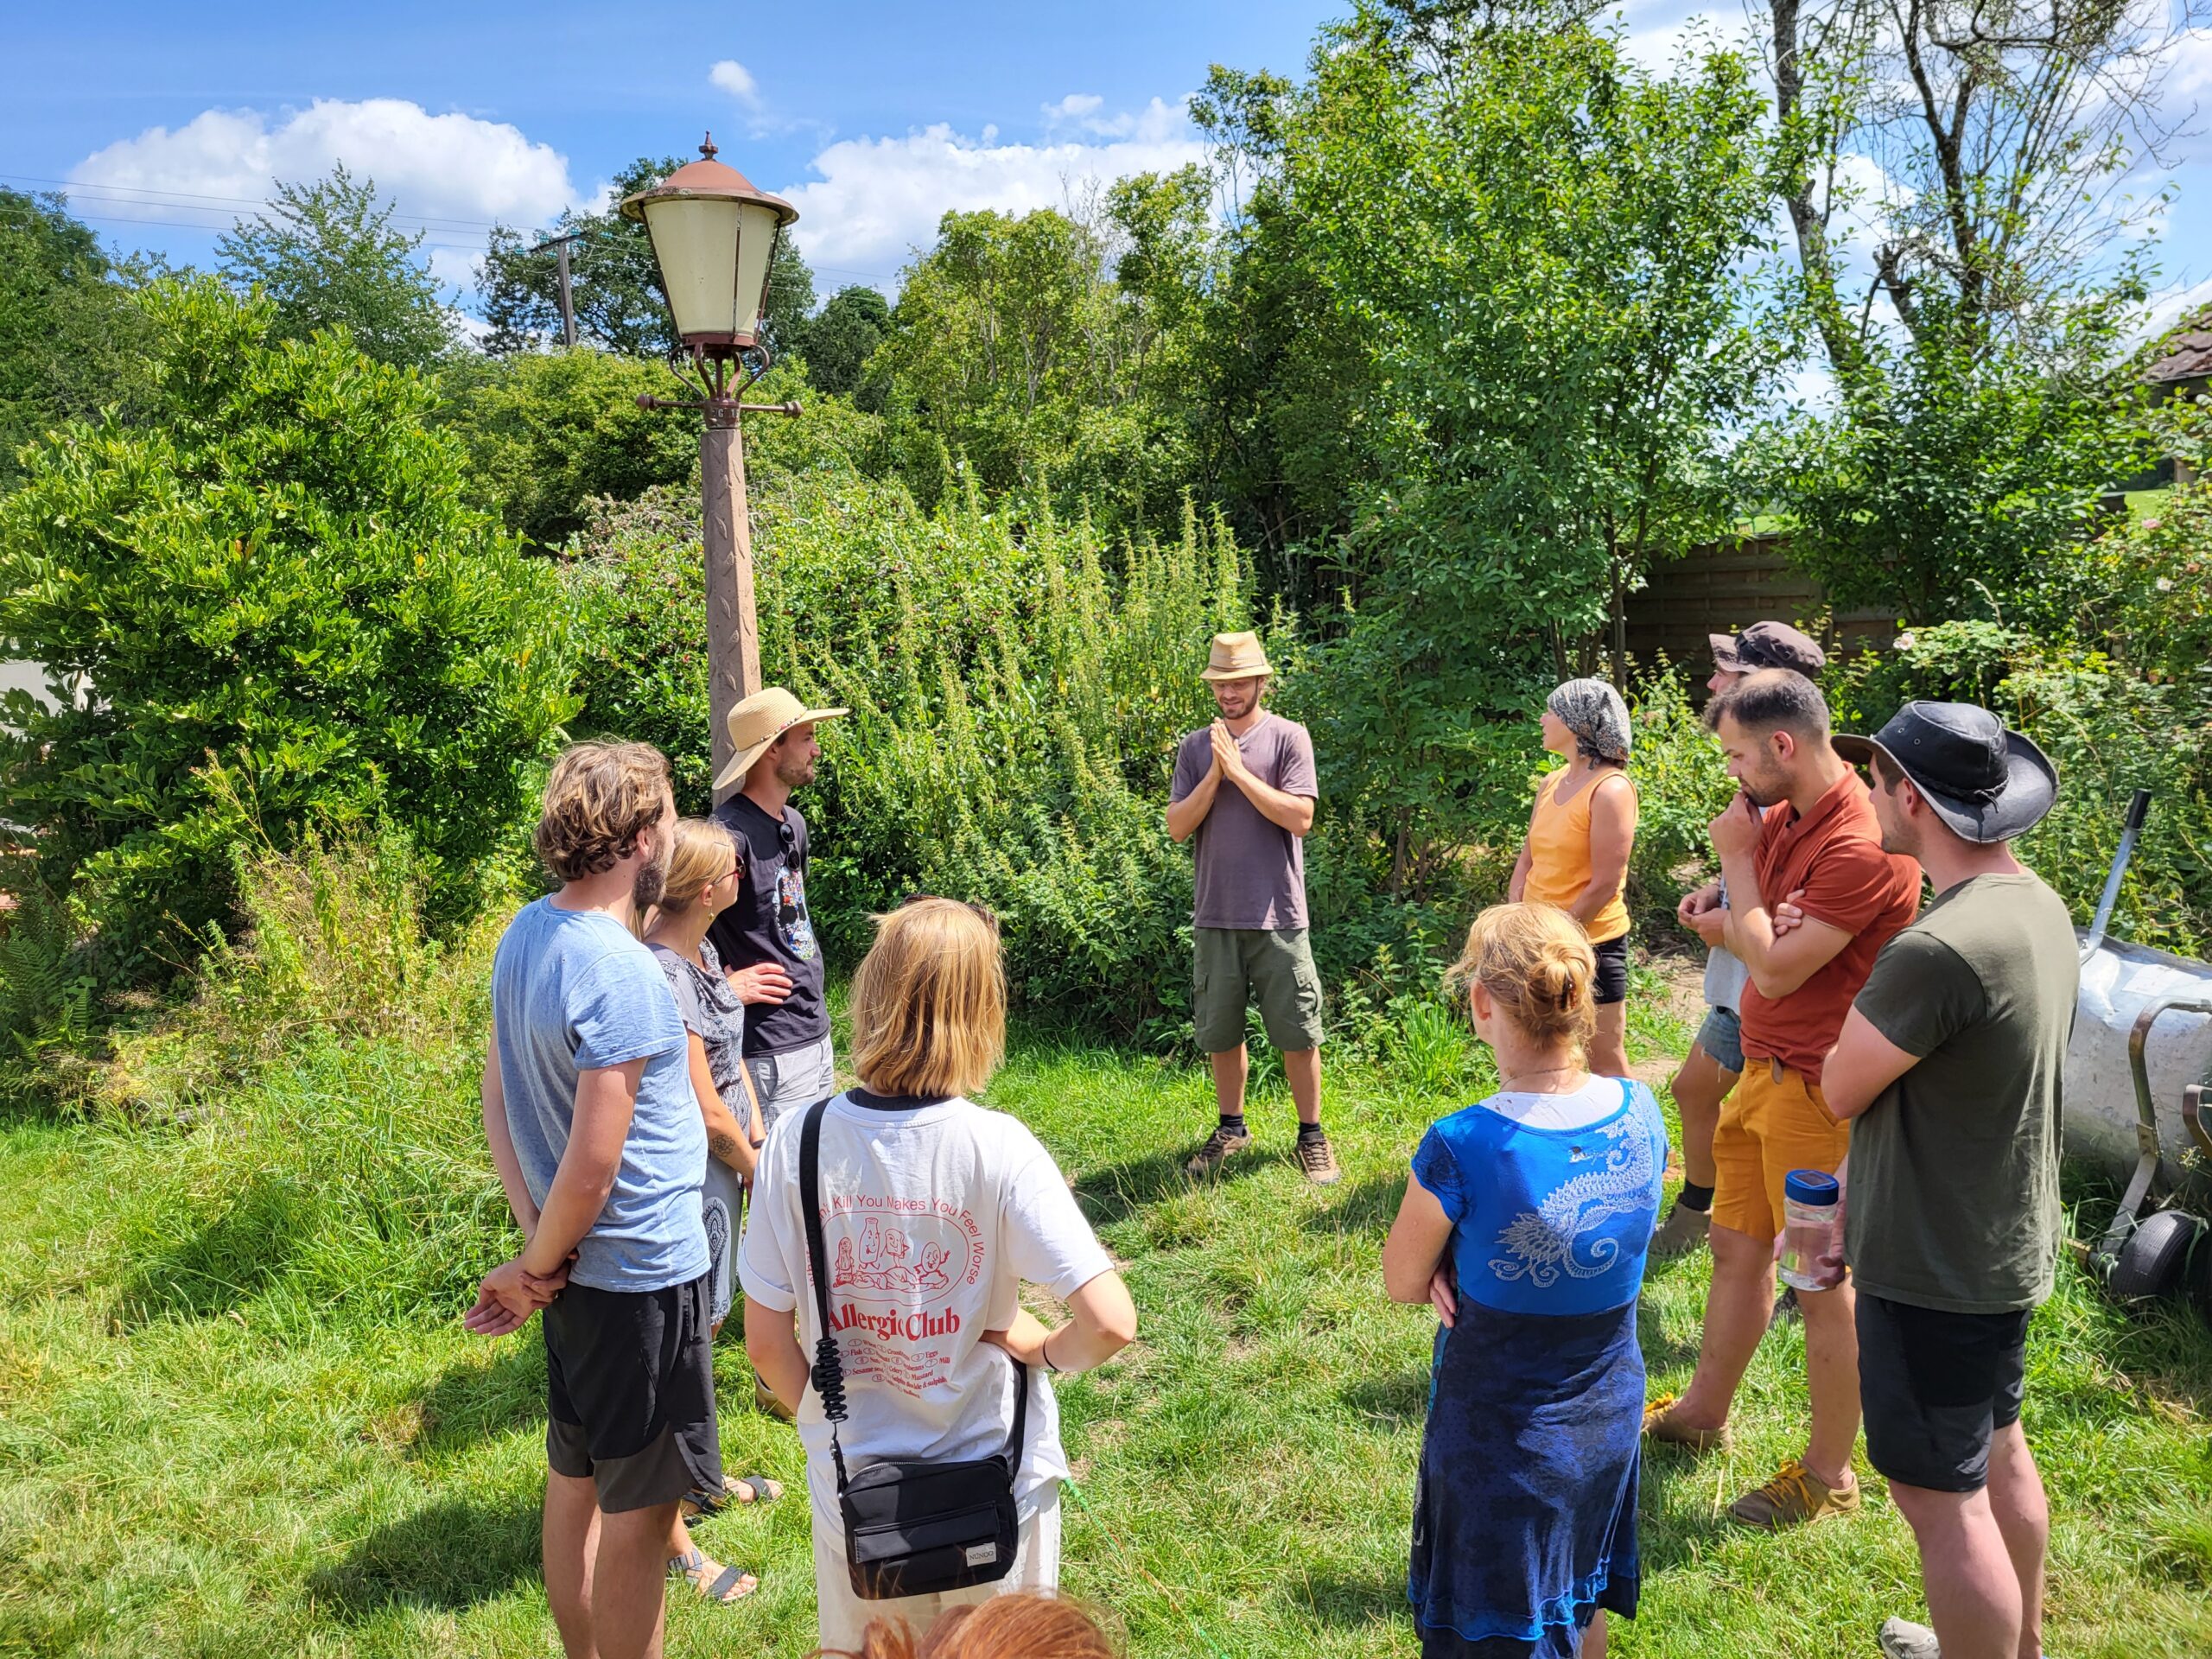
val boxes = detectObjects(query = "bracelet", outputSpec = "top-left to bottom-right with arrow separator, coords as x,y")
1042,1328 -> 1064,1375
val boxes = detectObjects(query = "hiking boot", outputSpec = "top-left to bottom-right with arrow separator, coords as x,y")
1649,1203 -> 1711,1257
1770,1286 -> 1802,1328
1296,1129 -> 1342,1186
1878,1618 -> 1942,1659
1185,1123 -> 1255,1177
1642,1393 -> 1728,1453
1728,1459 -> 1860,1530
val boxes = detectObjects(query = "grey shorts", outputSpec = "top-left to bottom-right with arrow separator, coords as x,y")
1193,926 -> 1325,1054
745,1033 -> 836,1134
1696,1004 -> 1745,1074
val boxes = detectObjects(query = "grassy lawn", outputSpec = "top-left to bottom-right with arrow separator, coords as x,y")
3,967 -> 2211,1657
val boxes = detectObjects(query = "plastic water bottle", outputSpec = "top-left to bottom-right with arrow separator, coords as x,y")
1777,1169 -> 1843,1292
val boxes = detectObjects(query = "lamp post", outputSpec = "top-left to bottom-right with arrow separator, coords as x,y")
622,134 -> 802,802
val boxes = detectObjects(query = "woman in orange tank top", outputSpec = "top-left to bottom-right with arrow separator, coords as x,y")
1509,677 -> 1640,1080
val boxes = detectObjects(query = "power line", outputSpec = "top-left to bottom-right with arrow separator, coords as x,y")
8,171 -> 902,283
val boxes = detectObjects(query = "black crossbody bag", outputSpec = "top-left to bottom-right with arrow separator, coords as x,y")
799,1098 -> 1029,1599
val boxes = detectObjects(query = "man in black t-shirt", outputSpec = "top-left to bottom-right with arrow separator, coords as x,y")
705,686 -> 847,1134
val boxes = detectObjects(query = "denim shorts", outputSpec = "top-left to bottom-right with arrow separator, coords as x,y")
1695,1004 -> 1745,1074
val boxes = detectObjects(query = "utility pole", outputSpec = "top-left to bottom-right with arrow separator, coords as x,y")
529,233 -> 580,348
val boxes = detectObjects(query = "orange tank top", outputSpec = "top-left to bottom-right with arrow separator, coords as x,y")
1525,768 -> 1633,944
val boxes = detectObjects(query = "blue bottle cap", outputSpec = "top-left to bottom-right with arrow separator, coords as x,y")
1784,1169 -> 1840,1206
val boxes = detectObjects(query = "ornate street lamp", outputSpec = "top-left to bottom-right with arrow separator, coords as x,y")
623,134 -> 803,801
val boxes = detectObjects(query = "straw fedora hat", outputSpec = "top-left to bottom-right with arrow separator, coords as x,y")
1199,631 -> 1273,683
713,686 -> 849,791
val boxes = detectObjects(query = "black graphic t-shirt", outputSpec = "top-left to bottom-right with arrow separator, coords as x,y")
708,793 -> 829,1057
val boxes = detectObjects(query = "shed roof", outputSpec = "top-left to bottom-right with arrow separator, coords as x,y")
2146,327 -> 2212,385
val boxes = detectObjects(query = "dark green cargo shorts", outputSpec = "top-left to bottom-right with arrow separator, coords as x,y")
1193,926 -> 1325,1054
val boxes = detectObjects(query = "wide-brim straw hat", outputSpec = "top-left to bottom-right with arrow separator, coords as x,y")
1200,630 -> 1273,683
712,686 -> 849,791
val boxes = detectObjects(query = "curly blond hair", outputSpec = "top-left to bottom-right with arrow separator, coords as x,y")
533,741 -> 670,884
1445,902 -> 1597,1051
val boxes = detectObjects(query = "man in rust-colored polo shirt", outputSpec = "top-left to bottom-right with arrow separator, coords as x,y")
1646,669 -> 1921,1532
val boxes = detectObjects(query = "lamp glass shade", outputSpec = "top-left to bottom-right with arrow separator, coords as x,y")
642,194 -> 785,347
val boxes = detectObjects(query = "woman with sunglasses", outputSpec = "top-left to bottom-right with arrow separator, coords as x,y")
640,819 -> 781,1604
742,897 -> 1138,1653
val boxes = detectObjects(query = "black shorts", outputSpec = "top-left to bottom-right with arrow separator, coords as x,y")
1592,936 -> 1630,1006
543,1274 -> 722,1513
1857,1291 -> 2030,1494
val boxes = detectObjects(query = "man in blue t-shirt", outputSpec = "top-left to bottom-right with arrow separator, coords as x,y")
469,740 -> 724,1658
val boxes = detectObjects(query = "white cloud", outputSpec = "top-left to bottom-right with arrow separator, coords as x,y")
67,98 -> 579,244
709,60 -> 761,108
1044,92 -> 1103,123
779,99 -> 1205,279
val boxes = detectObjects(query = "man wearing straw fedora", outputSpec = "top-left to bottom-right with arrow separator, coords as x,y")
707,687 -> 849,1139
1167,632 -> 1338,1185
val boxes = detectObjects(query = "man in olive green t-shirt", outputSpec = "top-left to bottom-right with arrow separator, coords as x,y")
1821,702 -> 2075,1659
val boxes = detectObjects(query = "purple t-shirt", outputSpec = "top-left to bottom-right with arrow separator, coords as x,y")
1170,713 -> 1318,930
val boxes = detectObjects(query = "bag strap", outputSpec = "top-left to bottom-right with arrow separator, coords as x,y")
798,1098 -> 852,1494
799,1096 -> 1033,1486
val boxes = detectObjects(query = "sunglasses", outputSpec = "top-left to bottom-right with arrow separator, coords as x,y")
900,893 -> 1000,932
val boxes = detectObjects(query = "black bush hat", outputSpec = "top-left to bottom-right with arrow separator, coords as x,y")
1833,702 -> 2058,844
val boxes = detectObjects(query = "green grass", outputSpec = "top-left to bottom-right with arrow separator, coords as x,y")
3,966 -> 2211,1657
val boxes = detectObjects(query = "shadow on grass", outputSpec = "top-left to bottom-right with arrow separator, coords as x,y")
1290,1572 -> 1409,1632
411,1336 -> 547,1459
1074,1147 -> 1268,1230
308,1496 -> 543,1621
1339,1370 -> 1431,1427
1301,1172 -> 1404,1238
110,1175 -> 309,1328
1635,1450 -> 1736,1572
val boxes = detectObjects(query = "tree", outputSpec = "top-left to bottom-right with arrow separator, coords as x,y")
436,350 -> 704,550
1277,11 -> 1780,890
0,278 -> 576,963
1755,0 -> 2192,620
216,165 -> 454,370
798,284 -> 891,397
0,190 -> 156,487
477,155 -> 815,361
873,204 -> 1196,527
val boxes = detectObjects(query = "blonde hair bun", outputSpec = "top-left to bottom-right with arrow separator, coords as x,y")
1446,903 -> 1599,1050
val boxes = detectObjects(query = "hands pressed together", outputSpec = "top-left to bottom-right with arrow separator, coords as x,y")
1208,720 -> 1250,785
464,1250 -> 574,1338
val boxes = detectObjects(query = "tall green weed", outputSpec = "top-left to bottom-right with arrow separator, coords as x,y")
96,824 -> 512,1328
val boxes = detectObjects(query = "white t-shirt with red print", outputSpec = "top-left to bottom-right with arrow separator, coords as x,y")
739,1090 -> 1116,1518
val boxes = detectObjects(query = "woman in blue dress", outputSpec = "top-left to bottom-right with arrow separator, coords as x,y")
1383,902 -> 1668,1658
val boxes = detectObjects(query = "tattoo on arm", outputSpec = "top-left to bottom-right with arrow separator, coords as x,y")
709,1131 -> 741,1162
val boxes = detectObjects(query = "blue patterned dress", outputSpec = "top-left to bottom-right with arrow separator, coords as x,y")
1406,1077 -> 1668,1658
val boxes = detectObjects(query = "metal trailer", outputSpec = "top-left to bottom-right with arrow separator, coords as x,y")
2068,791 -> 2212,1314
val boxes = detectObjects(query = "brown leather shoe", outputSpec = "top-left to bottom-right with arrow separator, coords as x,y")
1643,1393 -> 1729,1452
1649,1203 -> 1711,1257
1184,1123 -> 1255,1177
1296,1129 -> 1342,1186
1728,1459 -> 1861,1529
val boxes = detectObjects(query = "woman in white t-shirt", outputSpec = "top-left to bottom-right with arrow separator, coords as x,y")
741,898 -> 1138,1654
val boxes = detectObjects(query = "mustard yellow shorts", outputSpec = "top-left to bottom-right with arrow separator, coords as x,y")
1711,1058 -> 1850,1243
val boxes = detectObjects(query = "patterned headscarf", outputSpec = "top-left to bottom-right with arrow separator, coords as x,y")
1546,677 -> 1631,764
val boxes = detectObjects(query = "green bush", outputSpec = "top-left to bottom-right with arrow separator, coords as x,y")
1829,620 -> 2212,954
0,277 -> 578,968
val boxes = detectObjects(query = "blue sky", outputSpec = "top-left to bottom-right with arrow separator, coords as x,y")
5,0 -> 2209,344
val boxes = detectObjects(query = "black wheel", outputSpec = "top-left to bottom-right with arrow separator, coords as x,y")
2104,1209 -> 2201,1300
2186,1218 -> 2212,1327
